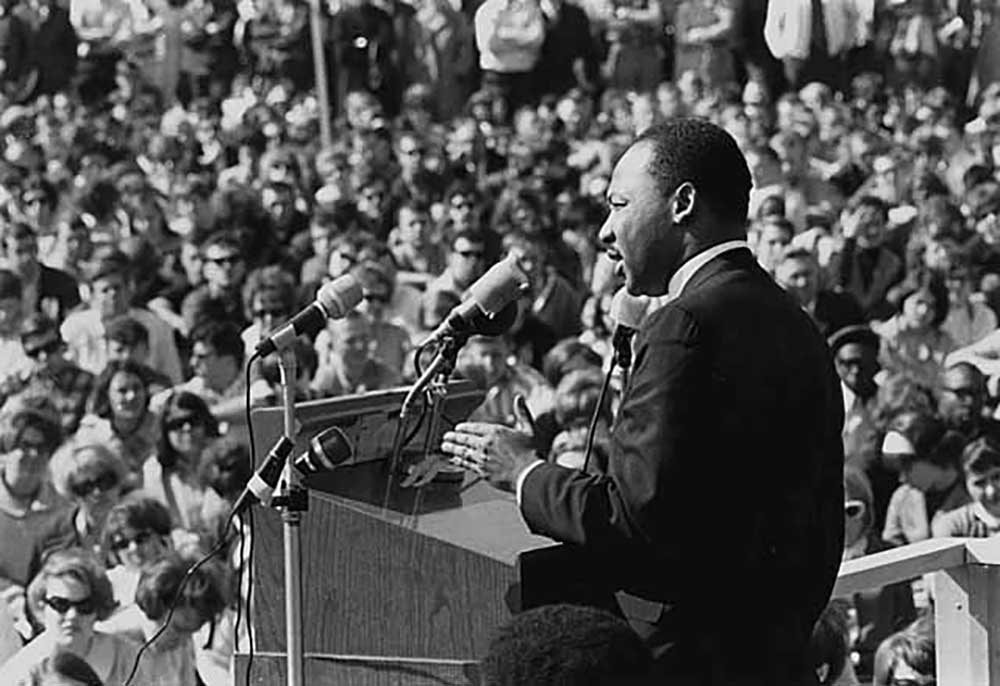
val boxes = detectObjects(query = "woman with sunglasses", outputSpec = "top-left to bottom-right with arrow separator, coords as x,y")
142,392 -> 219,536
1,548 -> 151,686
47,442 -> 128,558
837,467 -> 917,683
99,496 -> 173,613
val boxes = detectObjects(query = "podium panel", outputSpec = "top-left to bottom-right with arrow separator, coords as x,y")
235,652 -> 478,686
246,385 -> 552,679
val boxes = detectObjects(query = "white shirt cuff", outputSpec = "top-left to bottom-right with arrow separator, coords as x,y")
515,459 -> 546,508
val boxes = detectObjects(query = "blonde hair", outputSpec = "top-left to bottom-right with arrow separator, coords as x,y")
48,440 -> 128,500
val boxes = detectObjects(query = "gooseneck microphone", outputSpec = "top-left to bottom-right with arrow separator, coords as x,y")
231,426 -> 353,516
256,274 -> 364,356
419,254 -> 530,347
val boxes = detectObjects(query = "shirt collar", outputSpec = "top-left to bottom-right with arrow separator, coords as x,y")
973,501 -> 1000,529
666,240 -> 749,300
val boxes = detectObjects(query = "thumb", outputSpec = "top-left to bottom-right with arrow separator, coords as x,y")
513,394 -> 536,436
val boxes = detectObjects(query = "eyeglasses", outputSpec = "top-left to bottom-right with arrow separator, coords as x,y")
400,147 -> 423,156
69,472 -> 118,498
253,308 -> 287,320
205,255 -> 241,266
844,500 -> 867,519
451,200 -> 472,210
110,530 -> 156,552
165,416 -> 201,432
44,595 -> 97,616
363,293 -> 389,303
456,250 -> 484,260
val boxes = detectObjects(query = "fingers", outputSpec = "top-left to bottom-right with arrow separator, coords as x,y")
442,429 -> 492,451
451,421 -> 501,436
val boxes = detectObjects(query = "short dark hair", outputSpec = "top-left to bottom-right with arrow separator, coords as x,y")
635,118 -> 752,224
38,651 -> 105,686
88,359 -> 153,419
101,495 -> 172,562
962,436 -> 1000,476
0,268 -> 22,300
481,604 -> 652,686
890,270 -> 950,329
809,600 -> 850,686
852,195 -> 889,222
104,315 -> 149,347
156,391 -> 219,470
190,320 -> 245,367
135,553 -> 229,622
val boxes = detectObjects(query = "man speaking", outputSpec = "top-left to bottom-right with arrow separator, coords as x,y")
442,119 -> 845,685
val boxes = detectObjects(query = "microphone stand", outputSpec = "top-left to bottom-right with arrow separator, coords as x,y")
276,349 -> 307,686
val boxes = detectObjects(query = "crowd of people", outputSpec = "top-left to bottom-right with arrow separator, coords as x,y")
0,0 -> 995,683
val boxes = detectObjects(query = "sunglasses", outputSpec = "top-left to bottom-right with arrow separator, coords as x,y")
456,250 -> 484,259
400,147 -> 423,156
363,293 -> 389,303
25,340 -> 61,358
844,500 -> 867,519
253,308 -> 287,319
206,255 -> 241,266
44,595 -> 97,616
110,530 -> 156,552
165,416 -> 201,432
451,201 -> 472,210
69,472 -> 118,498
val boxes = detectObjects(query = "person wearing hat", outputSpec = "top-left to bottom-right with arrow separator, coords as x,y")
829,324 -> 881,472
0,315 -> 94,436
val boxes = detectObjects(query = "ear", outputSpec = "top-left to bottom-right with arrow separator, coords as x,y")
671,182 -> 696,224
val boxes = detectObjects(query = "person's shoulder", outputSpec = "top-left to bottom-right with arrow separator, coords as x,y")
931,501 -> 976,537
1,631 -> 53,682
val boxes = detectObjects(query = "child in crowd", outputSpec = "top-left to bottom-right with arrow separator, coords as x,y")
932,436 -> 1000,537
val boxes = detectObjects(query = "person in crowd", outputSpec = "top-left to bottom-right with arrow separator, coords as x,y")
142,391 -> 220,535
311,310 -> 401,397
673,0 -> 734,89
239,264 -> 298,359
940,253 -> 997,348
932,436 -> 1000,538
873,271 -> 955,391
776,248 -> 864,337
389,200 -> 447,278
328,0 -> 397,115
0,316 -> 94,436
838,467 -> 917,682
0,396 -> 69,641
457,333 -> 554,428
1,548 -> 148,685
753,215 -> 794,276
29,649 -> 106,686
548,368 -> 610,472
808,601 -> 852,686
98,495 -> 173,610
0,270 -> 31,385
936,362 -> 1000,442
422,229 -> 489,315
881,412 -> 969,546
181,232 -> 248,335
534,0 -> 597,97
474,0 -> 545,115
60,251 -> 183,385
872,614 -> 935,686
480,603 -> 652,686
102,316 -> 172,395
196,436 -> 250,539
829,325 -> 881,471
1,223 -> 79,324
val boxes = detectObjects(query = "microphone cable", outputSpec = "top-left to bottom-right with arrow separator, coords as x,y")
240,351 -> 260,686
581,348 -> 617,475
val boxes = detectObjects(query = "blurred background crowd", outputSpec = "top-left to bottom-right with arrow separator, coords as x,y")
0,0 -> 997,683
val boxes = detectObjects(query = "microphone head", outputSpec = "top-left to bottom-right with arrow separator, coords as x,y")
296,426 -> 353,474
610,288 -> 649,331
467,254 -> 529,317
316,274 -> 363,319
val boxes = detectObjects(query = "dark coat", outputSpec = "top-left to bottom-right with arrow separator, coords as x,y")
813,288 -> 865,339
37,264 -> 81,323
520,248 -> 845,685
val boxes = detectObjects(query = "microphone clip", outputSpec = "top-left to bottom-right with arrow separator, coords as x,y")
271,485 -> 308,512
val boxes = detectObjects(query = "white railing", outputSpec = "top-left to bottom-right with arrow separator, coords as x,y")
836,537 -> 1000,685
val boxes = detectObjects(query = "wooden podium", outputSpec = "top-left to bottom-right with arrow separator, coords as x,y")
240,383 -> 553,686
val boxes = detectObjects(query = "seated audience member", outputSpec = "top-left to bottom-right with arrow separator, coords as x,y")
239,265 -> 298,359
60,251 -> 182,384
830,325 -> 881,471
102,316 -> 172,395
30,650 -> 105,686
142,392 -> 221,536
458,335 -> 554,427
99,496 -> 173,609
152,321 -> 245,422
936,362 -> 1000,442
45,441 -> 128,558
872,614 -> 935,686
808,600 -> 852,686
1,222 -> 80,324
932,436 -> 1000,537
882,413 -> 969,546
311,311 -> 402,397
839,467 -> 916,682
389,200 -> 447,276
873,271 -> 955,390
76,360 -> 160,476
1,548 -> 149,686
0,396 -> 70,639
829,196 -> 905,320
422,229 -> 489,314
353,238 -> 425,340
541,338 -> 603,388
0,270 -> 31,385
181,232 -> 249,335
1,316 -> 95,435
549,369 -> 611,472
196,437 -> 252,542
256,338 -> 320,405
941,257 -> 997,348
775,248 -> 864,338
98,554 -> 228,686
753,216 -> 794,276
947,328 -> 1000,381
480,604 -> 652,686
350,262 -> 412,376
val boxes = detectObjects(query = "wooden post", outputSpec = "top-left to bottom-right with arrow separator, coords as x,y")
933,564 -> 1000,685
308,0 -> 333,150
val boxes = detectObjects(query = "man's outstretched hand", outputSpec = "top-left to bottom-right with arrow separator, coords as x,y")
441,396 -> 540,492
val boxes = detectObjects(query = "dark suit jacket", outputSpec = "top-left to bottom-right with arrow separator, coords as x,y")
520,249 -> 845,684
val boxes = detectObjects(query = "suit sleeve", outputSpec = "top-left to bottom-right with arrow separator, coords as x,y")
520,305 -> 706,555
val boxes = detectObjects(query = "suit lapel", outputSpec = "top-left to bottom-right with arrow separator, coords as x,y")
676,248 -> 756,301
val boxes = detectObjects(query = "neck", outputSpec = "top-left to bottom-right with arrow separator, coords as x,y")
2,471 -> 40,505
113,411 -> 144,435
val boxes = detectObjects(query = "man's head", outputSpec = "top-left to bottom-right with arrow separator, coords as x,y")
3,222 -> 40,279
329,310 -> 373,371
86,251 -> 133,321
850,196 -> 889,250
0,268 -> 23,337
598,118 -> 751,296
829,325 -> 880,399
201,233 -> 246,294
775,247 -> 819,307
754,217 -> 794,274
0,394 -> 63,494
396,202 -> 431,247
242,266 -> 297,335
481,604 -> 652,686
939,362 -> 986,433
20,314 -> 65,368
190,320 -> 244,393
961,437 -> 1000,518
104,316 -> 150,366
448,230 -> 488,290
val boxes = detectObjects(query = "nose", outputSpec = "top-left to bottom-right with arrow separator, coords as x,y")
986,483 -> 998,501
597,217 -> 614,247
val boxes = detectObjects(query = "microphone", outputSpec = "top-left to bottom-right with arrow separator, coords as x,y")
232,426 -> 353,515
255,274 -> 363,357
610,288 -> 647,372
420,254 -> 529,346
